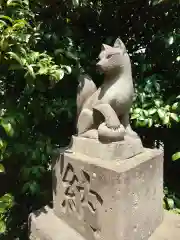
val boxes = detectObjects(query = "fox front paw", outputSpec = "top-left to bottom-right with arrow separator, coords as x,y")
105,121 -> 121,130
98,122 -> 125,142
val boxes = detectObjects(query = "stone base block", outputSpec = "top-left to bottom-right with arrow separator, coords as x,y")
53,149 -> 163,240
68,135 -> 143,161
28,206 -> 85,240
29,206 -> 180,240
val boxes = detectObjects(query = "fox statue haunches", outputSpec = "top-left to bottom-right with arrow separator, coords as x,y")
76,38 -> 138,143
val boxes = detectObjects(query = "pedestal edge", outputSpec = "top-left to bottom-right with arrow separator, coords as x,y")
28,206 -> 180,240
28,206 -> 85,240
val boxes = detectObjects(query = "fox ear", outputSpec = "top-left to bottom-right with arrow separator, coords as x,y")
114,38 -> 126,52
101,44 -> 111,51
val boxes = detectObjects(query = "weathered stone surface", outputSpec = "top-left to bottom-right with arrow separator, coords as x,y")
68,135 -> 143,161
76,38 -> 141,143
29,206 -> 85,240
52,148 -> 163,240
149,211 -> 180,240
29,207 -> 180,240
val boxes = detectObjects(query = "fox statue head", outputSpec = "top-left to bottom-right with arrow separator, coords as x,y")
96,38 -> 131,74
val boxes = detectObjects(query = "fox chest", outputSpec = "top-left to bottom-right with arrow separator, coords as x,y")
83,82 -> 133,117
83,86 -> 126,108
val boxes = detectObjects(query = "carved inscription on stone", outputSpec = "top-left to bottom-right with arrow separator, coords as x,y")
59,157 -> 103,240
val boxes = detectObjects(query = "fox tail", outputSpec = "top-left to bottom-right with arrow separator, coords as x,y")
77,74 -> 97,116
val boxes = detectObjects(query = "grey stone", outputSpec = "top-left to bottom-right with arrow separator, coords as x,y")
29,206 -> 180,240
52,148 -> 164,240
149,211 -> 180,240
69,135 -> 143,161
76,38 -> 141,143
29,206 -> 85,240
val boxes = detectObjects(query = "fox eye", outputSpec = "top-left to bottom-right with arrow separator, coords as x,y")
106,54 -> 112,59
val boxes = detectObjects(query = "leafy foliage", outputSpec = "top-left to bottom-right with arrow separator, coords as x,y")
164,187 -> 180,214
0,0 -> 74,237
172,152 -> 180,161
0,194 -> 13,234
0,0 -> 179,238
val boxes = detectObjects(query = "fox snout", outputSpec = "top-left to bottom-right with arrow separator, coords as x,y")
96,60 -> 104,72
96,61 -> 101,68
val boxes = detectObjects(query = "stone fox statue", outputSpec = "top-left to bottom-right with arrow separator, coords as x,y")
76,38 -> 138,142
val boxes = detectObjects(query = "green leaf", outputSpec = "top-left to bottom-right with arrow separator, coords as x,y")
163,115 -> 170,125
26,65 -> 36,79
164,105 -> 170,111
172,152 -> 180,161
38,65 -> 48,75
0,164 -> 5,173
54,48 -> 64,55
29,51 -> 40,61
12,21 -> 27,30
54,69 -> 64,81
131,114 -> 139,120
7,52 -> 25,65
148,118 -> 153,127
0,194 -> 13,209
29,181 -> 40,195
22,182 -> 30,193
134,108 -> 142,114
138,119 -> 148,127
1,193 -> 13,202
7,2 -> 20,7
62,65 -> 72,74
7,0 -> 18,6
154,100 -> 161,107
148,108 -> 157,115
170,113 -> 179,122
164,187 -> 168,195
166,197 -> 174,209
23,0 -> 29,6
168,36 -> 174,45
143,110 -> 149,117
0,39 -> 8,51
31,166 -> 41,178
0,202 -> 7,213
163,199 -> 166,209
172,102 -> 179,111
65,51 -> 78,60
72,0 -> 79,7
7,0 -> 28,7
0,20 -> 8,27
138,116 -> 145,121
0,220 -> 6,234
157,109 -> 165,120
0,139 -> 5,149
0,15 -> 12,23
1,122 -> 14,137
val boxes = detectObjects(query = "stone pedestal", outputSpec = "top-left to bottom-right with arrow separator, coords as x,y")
68,135 -> 143,161
52,148 -> 163,240
28,135 -> 180,240
29,207 -> 180,240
